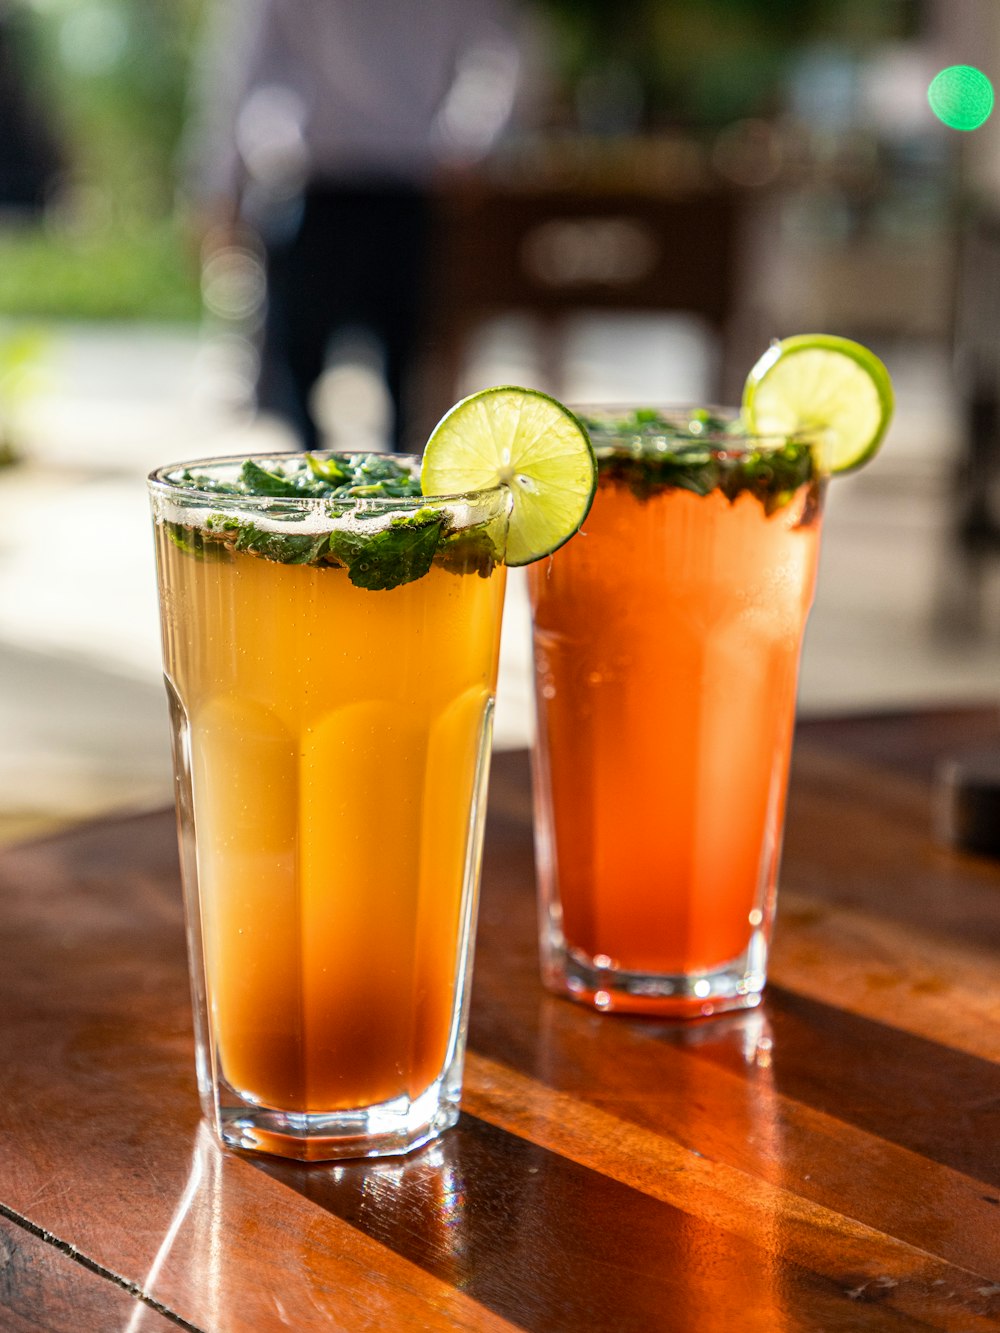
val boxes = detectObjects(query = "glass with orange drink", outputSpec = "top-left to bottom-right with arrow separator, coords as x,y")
150,453 -> 510,1158
529,336 -> 894,1017
149,389 -> 597,1159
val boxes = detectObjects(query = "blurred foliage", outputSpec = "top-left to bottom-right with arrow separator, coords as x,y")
0,221 -> 201,321
0,0 -> 925,322
0,0 -> 203,321
0,325 -> 50,464
17,0 -> 202,214
537,0 -> 920,128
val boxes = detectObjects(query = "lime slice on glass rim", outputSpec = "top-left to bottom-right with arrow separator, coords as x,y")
742,334 -> 894,474
420,385 -> 597,566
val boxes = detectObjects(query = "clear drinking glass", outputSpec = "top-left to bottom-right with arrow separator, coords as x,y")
149,455 -> 509,1159
528,410 -> 825,1017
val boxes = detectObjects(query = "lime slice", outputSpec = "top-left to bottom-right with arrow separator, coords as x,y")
421,386 -> 597,566
742,334 -> 894,474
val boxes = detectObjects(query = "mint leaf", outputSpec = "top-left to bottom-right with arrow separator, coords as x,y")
165,505 -> 504,584
600,446 -> 718,501
234,524 -> 331,564
164,521 -> 232,560
306,454 -> 351,486
327,510 -> 445,590
202,515 -> 331,564
340,453 -> 422,497
436,520 -> 502,578
239,459 -> 306,496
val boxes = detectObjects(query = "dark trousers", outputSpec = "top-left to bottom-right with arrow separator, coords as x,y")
257,183 -> 432,452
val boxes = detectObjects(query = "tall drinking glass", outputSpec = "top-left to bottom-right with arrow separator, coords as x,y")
149,454 -> 509,1159
529,410 -> 825,1017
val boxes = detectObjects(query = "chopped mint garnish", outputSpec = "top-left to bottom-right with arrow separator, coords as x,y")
580,411 -> 820,514
177,452 -> 424,500
587,408 -> 738,439
161,454 -> 503,587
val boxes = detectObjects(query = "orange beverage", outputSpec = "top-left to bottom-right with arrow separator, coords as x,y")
529,412 -> 824,1016
150,453 -> 509,1158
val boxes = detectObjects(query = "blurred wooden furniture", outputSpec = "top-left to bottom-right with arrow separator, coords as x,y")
947,209 -> 1000,630
426,163 -> 744,405
3,707 -> 1000,1330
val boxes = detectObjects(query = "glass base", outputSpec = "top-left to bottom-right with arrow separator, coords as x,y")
209,1079 -> 460,1162
543,940 -> 767,1018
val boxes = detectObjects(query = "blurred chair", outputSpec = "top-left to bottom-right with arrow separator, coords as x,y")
424,161 -> 745,411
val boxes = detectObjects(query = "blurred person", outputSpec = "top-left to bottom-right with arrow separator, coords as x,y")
0,3 -> 62,215
184,0 -> 529,451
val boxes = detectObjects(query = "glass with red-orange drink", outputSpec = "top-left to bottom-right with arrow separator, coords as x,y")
529,409 -> 825,1016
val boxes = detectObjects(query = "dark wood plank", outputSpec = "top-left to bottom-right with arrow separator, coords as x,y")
745,987 -> 1000,1185
781,741 -> 1000,953
263,729 -> 1000,1329
0,1213 -> 182,1332
462,1053 -> 1000,1332
772,882 -> 1000,1061
793,705 -> 1000,783
258,1109 -> 1000,1332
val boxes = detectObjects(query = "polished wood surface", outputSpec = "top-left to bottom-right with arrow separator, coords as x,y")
3,707 -> 1000,1331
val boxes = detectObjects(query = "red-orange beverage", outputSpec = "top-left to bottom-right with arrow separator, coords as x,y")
529,411 -> 824,1016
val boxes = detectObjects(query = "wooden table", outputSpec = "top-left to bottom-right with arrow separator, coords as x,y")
4,707 -> 1000,1331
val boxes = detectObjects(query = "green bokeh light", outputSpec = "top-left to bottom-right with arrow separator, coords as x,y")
928,65 -> 994,131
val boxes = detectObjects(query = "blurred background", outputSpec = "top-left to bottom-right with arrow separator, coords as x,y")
2,0 -> 1000,840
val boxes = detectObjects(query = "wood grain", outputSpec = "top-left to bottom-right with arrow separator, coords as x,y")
0,813 -> 516,1332
0,1212 -> 180,1332
1,709 -> 999,1330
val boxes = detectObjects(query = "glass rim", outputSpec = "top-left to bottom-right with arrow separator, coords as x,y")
147,450 -> 509,510
572,405 -> 812,453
